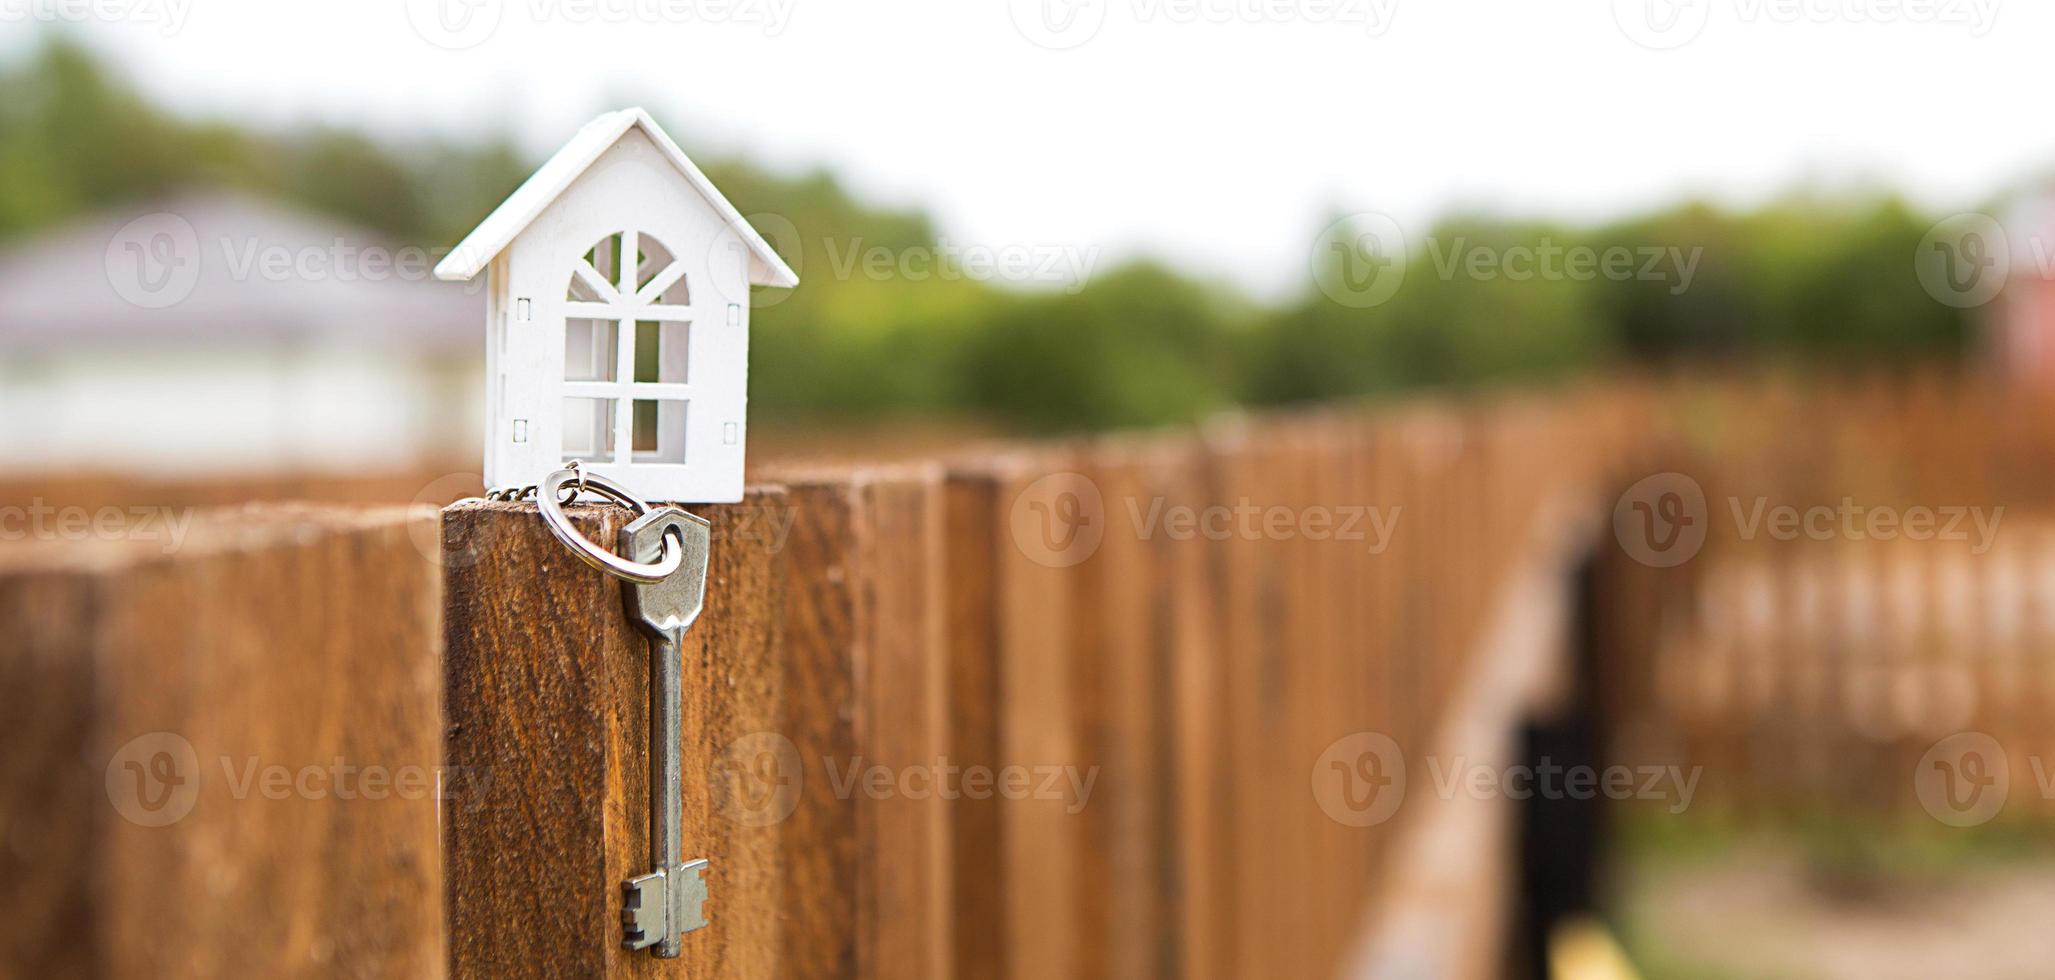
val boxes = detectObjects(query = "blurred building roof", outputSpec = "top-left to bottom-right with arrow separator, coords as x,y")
0,191 -> 482,355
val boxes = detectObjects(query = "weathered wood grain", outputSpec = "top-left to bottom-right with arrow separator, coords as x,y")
989,454 -> 1090,980
847,469 -> 951,980
0,505 -> 446,980
443,468 -> 954,980
443,493 -> 787,979
939,469 -> 1005,980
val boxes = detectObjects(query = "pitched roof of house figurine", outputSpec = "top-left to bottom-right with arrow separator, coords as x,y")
431,107 -> 798,288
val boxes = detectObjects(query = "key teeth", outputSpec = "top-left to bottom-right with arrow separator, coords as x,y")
622,874 -> 663,950
679,859 -> 711,933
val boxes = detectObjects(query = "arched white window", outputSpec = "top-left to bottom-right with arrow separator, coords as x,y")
560,231 -> 694,465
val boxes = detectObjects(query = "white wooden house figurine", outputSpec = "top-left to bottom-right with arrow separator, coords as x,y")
435,108 -> 798,503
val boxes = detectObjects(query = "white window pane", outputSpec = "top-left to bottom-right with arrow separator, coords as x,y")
634,320 -> 690,384
562,397 -> 616,461
631,399 -> 687,464
565,318 -> 618,382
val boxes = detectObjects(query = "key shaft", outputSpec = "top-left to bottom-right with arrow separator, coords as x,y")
649,624 -> 684,957
619,508 -> 712,958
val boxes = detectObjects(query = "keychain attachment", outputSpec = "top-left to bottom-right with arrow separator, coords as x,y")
519,461 -> 685,584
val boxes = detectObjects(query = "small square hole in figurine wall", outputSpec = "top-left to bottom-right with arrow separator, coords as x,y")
562,397 -> 616,461
631,399 -> 687,464
634,320 -> 690,383
565,318 -> 618,381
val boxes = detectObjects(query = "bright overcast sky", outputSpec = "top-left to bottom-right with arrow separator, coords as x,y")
11,0 -> 2052,298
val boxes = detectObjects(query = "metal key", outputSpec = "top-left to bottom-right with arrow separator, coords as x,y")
618,507 -> 713,957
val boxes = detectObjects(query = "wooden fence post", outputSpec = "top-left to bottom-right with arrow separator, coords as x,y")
442,493 -> 785,978
442,467 -> 953,980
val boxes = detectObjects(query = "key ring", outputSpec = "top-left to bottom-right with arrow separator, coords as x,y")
533,463 -> 684,584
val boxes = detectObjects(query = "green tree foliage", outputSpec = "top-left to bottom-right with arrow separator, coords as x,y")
0,35 -> 1978,433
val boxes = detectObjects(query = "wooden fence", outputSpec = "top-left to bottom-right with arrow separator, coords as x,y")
1,382 -> 1659,978
1596,371 -> 2055,824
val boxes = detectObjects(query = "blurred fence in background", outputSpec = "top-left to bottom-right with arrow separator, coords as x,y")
1601,372 -> 2055,828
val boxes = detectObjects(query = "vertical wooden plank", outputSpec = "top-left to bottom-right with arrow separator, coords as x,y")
0,568 -> 97,978
848,468 -> 952,980
1063,453 -> 1115,980
1087,438 -> 1193,980
1202,420 -> 1257,980
1,506 -> 445,979
767,482 -> 861,980
991,454 -> 1090,980
941,470 -> 1006,980
1159,440 -> 1230,980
